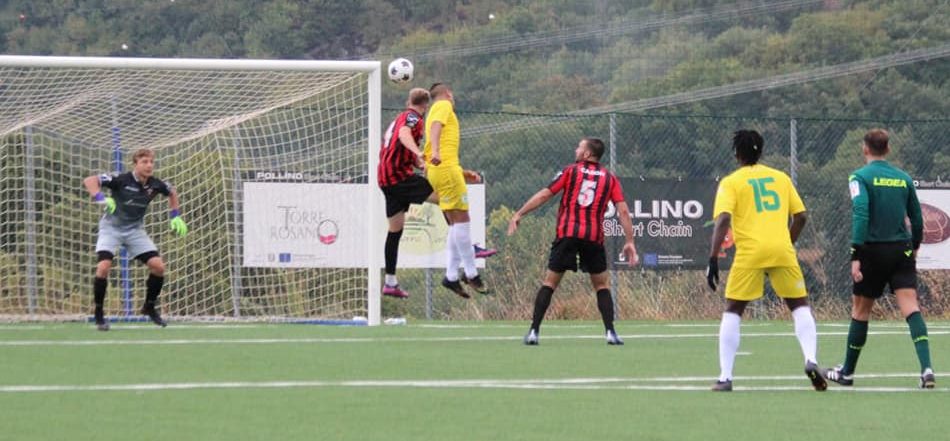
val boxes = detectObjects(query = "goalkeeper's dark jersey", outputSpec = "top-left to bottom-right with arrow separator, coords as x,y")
848,160 -> 923,246
98,172 -> 172,227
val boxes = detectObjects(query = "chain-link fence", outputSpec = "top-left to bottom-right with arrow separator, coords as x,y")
382,109 -> 950,321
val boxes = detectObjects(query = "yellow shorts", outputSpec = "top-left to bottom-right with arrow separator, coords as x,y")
724,265 -> 807,301
426,165 -> 468,211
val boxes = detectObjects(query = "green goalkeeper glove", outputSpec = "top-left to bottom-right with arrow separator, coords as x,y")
169,210 -> 188,237
93,192 -> 116,214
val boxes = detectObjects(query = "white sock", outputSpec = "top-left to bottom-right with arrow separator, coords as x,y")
453,221 -> 478,279
719,312 -> 741,382
791,305 -> 818,364
445,225 -> 461,281
384,274 -> 397,286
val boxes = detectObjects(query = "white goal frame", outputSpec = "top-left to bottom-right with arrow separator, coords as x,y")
0,56 -> 383,326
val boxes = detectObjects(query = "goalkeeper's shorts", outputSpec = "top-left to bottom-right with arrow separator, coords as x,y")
426,165 -> 468,212
725,265 -> 807,301
96,220 -> 158,260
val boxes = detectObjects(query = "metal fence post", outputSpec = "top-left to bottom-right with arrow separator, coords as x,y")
609,113 -> 619,318
425,268 -> 433,320
790,118 -> 798,186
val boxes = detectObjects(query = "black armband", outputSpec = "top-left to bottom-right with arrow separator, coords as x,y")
850,244 -> 863,261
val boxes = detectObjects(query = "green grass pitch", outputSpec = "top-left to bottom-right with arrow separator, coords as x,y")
0,320 -> 946,441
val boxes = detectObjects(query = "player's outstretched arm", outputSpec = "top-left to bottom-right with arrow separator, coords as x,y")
615,201 -> 638,266
83,174 -> 115,214
168,189 -> 188,237
507,188 -> 554,236
706,213 -> 732,291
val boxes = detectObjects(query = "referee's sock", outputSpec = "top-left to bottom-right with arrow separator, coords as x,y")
145,274 -> 164,308
842,318 -> 868,375
906,311 -> 933,373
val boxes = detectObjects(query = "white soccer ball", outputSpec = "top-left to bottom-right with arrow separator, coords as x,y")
387,58 -> 414,84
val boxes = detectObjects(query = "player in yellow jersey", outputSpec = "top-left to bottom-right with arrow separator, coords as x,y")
424,83 -> 488,297
706,130 -> 826,392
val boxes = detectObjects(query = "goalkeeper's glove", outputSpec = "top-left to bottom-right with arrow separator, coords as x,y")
706,257 -> 720,291
169,210 -> 188,237
93,192 -> 116,214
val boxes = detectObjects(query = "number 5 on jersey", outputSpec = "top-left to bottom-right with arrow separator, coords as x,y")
577,180 -> 597,207
748,177 -> 780,212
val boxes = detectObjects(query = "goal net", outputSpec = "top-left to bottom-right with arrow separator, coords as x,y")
0,56 -> 382,325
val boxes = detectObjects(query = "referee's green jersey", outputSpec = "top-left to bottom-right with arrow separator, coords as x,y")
848,160 -> 923,247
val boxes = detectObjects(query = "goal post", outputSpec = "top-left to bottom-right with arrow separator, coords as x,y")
0,55 -> 383,325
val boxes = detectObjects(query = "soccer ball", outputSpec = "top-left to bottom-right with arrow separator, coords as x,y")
388,58 -> 413,84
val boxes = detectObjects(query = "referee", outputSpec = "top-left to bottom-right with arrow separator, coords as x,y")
824,129 -> 935,389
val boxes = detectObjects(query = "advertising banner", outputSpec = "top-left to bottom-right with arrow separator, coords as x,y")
608,178 -> 733,270
915,179 -> 950,270
386,184 -> 487,268
243,182 -> 369,268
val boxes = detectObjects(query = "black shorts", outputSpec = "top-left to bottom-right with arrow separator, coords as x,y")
380,175 -> 433,218
854,241 -> 917,298
547,238 -> 608,274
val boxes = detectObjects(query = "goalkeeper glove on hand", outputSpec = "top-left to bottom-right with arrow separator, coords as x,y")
94,192 -> 116,214
169,210 -> 188,237
706,257 -> 720,291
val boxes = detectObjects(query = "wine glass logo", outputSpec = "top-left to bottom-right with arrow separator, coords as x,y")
318,220 -> 339,245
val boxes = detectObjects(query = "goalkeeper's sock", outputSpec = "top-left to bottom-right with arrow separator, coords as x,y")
453,222 -> 478,279
530,286 -> 555,332
842,318 -> 868,375
595,289 -> 615,333
718,312 -> 741,382
145,274 -> 164,307
791,305 -> 818,364
906,311 -> 933,373
93,277 -> 107,321
444,226 -> 461,282
384,230 -> 402,277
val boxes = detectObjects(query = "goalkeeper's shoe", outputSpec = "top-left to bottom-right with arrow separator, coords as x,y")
140,305 -> 168,328
94,306 -> 110,331
473,244 -> 498,259
823,364 -> 854,386
523,329 -> 539,346
382,284 -> 409,298
805,361 -> 828,391
711,380 -> 733,392
920,368 -> 936,389
461,274 -> 490,295
441,277 -> 470,299
606,329 -> 624,346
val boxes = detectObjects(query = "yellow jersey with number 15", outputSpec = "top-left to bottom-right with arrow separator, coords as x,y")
713,164 -> 805,269
423,99 -> 460,168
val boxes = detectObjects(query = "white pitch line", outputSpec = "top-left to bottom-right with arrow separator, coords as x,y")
1,330 -> 947,347
0,373 -> 941,394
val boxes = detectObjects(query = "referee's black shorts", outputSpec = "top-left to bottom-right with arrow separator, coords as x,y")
854,241 -> 917,299
380,175 -> 433,218
547,238 -> 608,274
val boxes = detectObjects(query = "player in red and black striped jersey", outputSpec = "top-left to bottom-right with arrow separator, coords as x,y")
378,88 -> 496,298
508,138 -> 638,345
378,88 -> 434,298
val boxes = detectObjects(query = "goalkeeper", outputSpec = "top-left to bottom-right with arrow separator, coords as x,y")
82,148 -> 187,331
